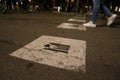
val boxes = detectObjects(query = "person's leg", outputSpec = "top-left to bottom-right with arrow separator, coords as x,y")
83,0 -> 100,27
100,1 -> 117,26
100,1 -> 112,17
90,0 -> 101,23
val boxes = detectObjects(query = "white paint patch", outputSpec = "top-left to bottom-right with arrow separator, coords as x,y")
68,18 -> 86,23
10,35 -> 86,72
57,23 -> 86,30
72,16 -> 86,19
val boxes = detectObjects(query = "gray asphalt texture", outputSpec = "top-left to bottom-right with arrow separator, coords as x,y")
0,12 -> 120,80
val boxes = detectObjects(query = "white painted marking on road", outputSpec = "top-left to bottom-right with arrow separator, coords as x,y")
10,35 -> 86,72
72,16 -> 86,20
57,23 -> 86,30
68,18 -> 86,23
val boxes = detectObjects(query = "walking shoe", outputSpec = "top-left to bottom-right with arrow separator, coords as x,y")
83,21 -> 96,27
107,14 -> 117,26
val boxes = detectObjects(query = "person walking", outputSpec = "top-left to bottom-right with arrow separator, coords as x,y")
83,0 -> 117,27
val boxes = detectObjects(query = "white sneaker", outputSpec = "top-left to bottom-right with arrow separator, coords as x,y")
107,14 -> 117,26
83,21 -> 96,27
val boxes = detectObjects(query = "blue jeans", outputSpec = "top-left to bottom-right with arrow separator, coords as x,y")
91,0 -> 112,23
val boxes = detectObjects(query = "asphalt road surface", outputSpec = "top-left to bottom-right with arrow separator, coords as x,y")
0,12 -> 120,80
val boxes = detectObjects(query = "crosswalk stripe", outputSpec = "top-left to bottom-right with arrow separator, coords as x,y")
72,16 -> 86,19
68,18 -> 86,23
57,15 -> 86,30
57,23 -> 86,30
10,35 -> 86,72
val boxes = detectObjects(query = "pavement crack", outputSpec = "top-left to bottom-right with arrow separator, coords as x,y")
0,39 -> 16,45
0,39 -> 24,47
